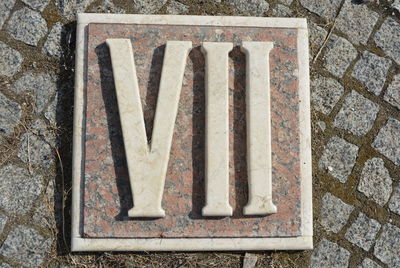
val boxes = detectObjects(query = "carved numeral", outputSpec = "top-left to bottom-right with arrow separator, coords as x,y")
242,42 -> 276,215
107,39 -> 276,217
107,39 -> 192,217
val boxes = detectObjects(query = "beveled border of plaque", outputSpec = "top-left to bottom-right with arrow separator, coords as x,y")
71,13 -> 312,251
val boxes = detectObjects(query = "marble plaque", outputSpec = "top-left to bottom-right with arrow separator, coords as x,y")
72,14 -> 312,251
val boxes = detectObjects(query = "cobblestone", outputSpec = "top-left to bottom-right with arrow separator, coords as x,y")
271,4 -> 292,17
11,73 -> 57,115
0,41 -> 23,77
358,158 -> 392,206
0,92 -> 21,137
45,94 -> 59,125
384,74 -> 400,110
0,214 -> 7,234
0,0 -> 15,30
89,0 -> 125,13
345,213 -> 381,251
21,0 -> 50,12
0,225 -> 51,267
323,35 -> 357,78
374,223 -> 400,267
372,118 -> 400,166
0,165 -> 43,214
358,258 -> 381,268
133,0 -> 167,14
389,185 -> 400,216
308,22 -> 327,60
278,0 -> 293,5
393,0 -> 400,12
6,7 -> 47,46
352,51 -> 392,95
319,137 -> 359,183
18,119 -> 55,169
374,17 -> 400,65
166,1 -> 189,14
311,75 -> 344,115
310,239 -> 350,268
57,0 -> 96,20
334,91 -> 379,136
32,180 -> 61,228
43,22 -> 64,58
320,193 -> 354,233
0,263 -> 11,268
299,0 -> 341,19
228,0 -> 269,16
335,0 -> 379,45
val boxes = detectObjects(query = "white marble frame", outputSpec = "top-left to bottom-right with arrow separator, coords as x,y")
71,13 -> 312,251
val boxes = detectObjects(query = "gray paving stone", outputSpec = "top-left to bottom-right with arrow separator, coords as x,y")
11,73 -> 57,114
0,91 -> 21,137
45,95 -> 58,125
6,7 -> 47,46
271,4 -> 292,17
33,180 -> 61,228
30,119 -> 57,147
18,119 -> 55,169
389,185 -> 400,216
308,22 -> 327,60
278,0 -> 293,5
319,136 -> 359,183
358,258 -> 381,268
345,213 -> 381,251
352,51 -> 392,95
334,91 -> 379,136
335,0 -> 379,45
21,0 -> 49,11
0,225 -> 51,267
310,239 -> 350,268
228,0 -> 269,16
372,118 -> 400,166
324,35 -> 357,78
374,223 -> 400,267
299,0 -> 341,19
57,0 -> 96,20
133,0 -> 167,14
358,158 -> 392,206
393,0 -> 400,12
166,1 -> 189,14
384,74 -> 400,110
0,213 -> 7,234
0,263 -> 11,268
320,193 -> 354,233
311,75 -> 344,115
0,41 -> 23,77
0,0 -> 15,30
0,165 -> 43,214
43,22 -> 64,58
374,17 -> 400,65
89,0 -> 126,13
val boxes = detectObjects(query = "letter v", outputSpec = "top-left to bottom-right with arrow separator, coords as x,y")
106,39 -> 192,217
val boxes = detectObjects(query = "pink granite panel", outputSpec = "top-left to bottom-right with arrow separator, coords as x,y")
84,23 -> 301,238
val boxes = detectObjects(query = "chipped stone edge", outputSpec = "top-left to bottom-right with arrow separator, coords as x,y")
71,13 -> 312,251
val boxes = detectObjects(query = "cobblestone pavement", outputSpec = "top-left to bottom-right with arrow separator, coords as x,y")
0,0 -> 399,267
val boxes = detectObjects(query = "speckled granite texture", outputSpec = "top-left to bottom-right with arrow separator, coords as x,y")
83,23 -> 301,238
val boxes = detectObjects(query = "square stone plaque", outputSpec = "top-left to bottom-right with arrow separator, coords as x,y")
72,14 -> 312,251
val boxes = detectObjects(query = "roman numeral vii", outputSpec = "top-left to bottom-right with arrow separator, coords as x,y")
106,39 -> 276,217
